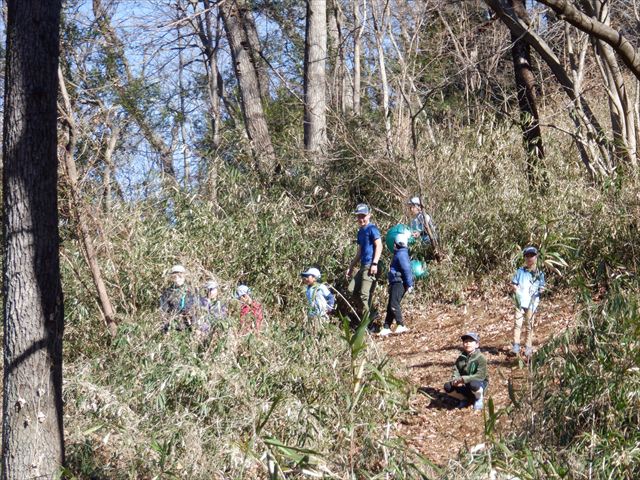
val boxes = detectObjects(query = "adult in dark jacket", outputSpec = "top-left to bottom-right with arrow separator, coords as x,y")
444,332 -> 488,410
160,264 -> 197,333
379,232 -> 413,336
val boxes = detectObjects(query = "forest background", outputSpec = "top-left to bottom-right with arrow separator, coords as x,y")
1,0 -> 639,479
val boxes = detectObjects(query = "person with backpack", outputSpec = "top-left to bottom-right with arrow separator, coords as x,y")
300,267 -> 335,320
510,246 -> 546,357
407,196 -> 439,258
160,264 -> 197,333
379,232 -> 413,336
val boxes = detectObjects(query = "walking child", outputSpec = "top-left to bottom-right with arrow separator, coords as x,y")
345,203 -> 383,324
235,285 -> 264,335
379,232 -> 413,336
444,332 -> 488,411
300,267 -> 335,320
510,246 -> 545,357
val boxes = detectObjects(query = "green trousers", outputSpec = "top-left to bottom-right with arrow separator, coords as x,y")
348,265 -> 377,320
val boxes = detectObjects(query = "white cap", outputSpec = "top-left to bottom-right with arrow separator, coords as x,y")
169,264 -> 186,274
234,285 -> 251,298
407,196 -> 422,207
300,267 -> 321,279
204,280 -> 218,290
395,232 -> 411,247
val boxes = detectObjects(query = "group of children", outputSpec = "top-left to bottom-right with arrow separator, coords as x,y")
159,265 -> 263,336
160,196 -> 546,411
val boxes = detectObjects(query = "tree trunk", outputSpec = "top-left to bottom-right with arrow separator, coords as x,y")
2,1 -> 65,478
59,68 -> 119,338
509,0 -> 545,189
485,0 -> 614,178
536,0 -> 640,80
353,0 -> 364,115
238,1 -> 270,102
220,0 -> 277,177
371,0 -> 393,157
304,0 -> 328,158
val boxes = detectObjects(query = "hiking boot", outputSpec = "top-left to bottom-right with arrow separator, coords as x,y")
395,325 -> 409,334
378,327 -> 392,337
457,399 -> 470,409
524,346 -> 533,358
511,343 -> 520,355
473,399 -> 484,411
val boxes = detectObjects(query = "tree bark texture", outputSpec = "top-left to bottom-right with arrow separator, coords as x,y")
2,1 -> 65,478
508,0 -> 545,187
221,0 -> 277,177
304,0 -> 328,157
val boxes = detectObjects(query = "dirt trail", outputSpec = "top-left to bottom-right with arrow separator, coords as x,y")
377,289 -> 576,465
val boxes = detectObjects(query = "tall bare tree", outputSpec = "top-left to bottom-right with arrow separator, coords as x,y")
508,0 -> 545,188
58,68 -> 119,338
221,0 -> 277,177
304,0 -> 328,157
2,1 -> 65,478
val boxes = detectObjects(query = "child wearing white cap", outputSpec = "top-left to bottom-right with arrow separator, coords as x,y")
510,246 -> 545,357
379,232 -> 413,336
300,267 -> 335,320
235,285 -> 264,335
407,196 -> 438,247
197,280 -> 228,334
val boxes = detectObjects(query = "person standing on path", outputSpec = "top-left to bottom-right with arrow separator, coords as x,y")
345,203 -> 382,325
510,246 -> 545,357
379,232 -> 413,336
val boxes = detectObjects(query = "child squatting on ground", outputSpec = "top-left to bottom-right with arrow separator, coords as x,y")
444,332 -> 488,411
379,231 -> 413,336
300,267 -> 335,320
510,246 -> 546,357
235,285 -> 264,335
345,203 -> 382,324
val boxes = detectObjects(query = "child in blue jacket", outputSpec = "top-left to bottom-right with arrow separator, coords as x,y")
379,232 -> 413,336
510,246 -> 546,357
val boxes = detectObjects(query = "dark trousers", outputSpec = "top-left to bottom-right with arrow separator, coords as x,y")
444,380 -> 488,401
384,282 -> 405,327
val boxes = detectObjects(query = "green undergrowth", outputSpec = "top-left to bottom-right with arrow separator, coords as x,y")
59,117 -> 640,478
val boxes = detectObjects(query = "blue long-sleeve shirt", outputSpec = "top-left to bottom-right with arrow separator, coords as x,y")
388,246 -> 414,288
512,267 -> 545,310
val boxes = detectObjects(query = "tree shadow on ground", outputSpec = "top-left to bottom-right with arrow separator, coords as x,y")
418,386 -> 460,410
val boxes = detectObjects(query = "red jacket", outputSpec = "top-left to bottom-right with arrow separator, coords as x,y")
240,301 -> 264,334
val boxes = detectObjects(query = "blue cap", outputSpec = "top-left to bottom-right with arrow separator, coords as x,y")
461,332 -> 480,343
523,246 -> 538,256
353,203 -> 370,215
